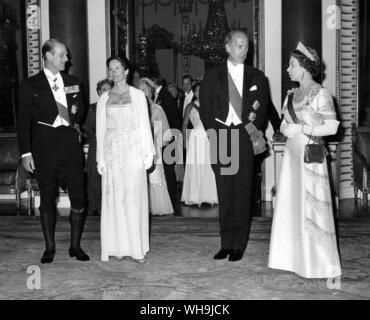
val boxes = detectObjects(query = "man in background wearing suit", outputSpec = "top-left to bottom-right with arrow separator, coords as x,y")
200,30 -> 270,262
17,39 -> 89,264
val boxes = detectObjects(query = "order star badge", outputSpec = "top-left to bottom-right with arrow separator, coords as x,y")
252,100 -> 260,111
248,111 -> 257,122
71,104 -> 78,115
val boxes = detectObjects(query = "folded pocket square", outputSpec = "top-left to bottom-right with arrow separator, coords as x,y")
250,85 -> 257,91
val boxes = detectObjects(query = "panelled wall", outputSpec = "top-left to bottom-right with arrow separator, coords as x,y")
338,0 -> 358,199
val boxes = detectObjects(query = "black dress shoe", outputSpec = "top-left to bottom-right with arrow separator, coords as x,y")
41,249 -> 56,264
69,247 -> 90,261
213,249 -> 231,260
228,250 -> 244,262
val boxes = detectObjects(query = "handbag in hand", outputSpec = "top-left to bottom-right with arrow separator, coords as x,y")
304,127 -> 325,164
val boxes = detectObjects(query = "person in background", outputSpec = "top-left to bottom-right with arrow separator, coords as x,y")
167,82 -> 183,111
84,78 -> 112,216
138,77 -> 174,216
152,77 -> 182,214
132,70 -> 141,88
180,75 -> 194,117
167,82 -> 185,182
181,82 -> 218,207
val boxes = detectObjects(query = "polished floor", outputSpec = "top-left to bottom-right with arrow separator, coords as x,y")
0,196 -> 369,300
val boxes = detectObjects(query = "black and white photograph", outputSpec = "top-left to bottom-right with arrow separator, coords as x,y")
0,0 -> 369,306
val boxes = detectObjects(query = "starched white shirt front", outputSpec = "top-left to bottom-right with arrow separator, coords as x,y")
224,59 -> 244,126
44,68 -> 69,127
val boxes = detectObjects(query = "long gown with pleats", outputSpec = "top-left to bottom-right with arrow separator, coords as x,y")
268,87 -> 342,279
181,106 -> 218,206
148,103 -> 174,215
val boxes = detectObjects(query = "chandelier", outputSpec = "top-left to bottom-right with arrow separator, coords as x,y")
179,0 -> 230,64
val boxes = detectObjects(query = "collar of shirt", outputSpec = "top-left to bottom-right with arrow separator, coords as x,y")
44,68 -> 62,82
227,59 -> 244,76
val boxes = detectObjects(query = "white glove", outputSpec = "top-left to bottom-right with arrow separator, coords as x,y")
97,162 -> 106,175
281,123 -> 302,138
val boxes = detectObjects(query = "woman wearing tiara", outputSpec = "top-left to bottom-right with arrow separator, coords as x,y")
268,43 -> 342,279
96,56 -> 155,263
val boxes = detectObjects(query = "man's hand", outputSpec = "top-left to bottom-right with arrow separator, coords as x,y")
22,155 -> 35,173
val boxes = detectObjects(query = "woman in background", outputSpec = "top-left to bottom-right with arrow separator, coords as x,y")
181,83 -> 218,207
138,78 -> 174,216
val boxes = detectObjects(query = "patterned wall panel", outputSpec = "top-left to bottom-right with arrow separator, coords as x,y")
110,0 -> 129,58
25,0 -> 42,77
338,0 -> 358,198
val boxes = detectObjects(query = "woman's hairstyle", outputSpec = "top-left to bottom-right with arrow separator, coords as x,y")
291,46 -> 321,77
106,55 -> 130,70
137,77 -> 155,98
96,79 -> 113,93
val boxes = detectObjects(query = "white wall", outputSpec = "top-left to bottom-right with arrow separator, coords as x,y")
40,0 -> 49,46
87,0 -> 109,104
322,0 -> 337,96
263,0 -> 282,205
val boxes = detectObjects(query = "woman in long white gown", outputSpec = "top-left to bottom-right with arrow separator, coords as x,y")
137,78 -> 174,216
96,56 -> 155,262
268,43 -> 342,279
181,83 -> 218,206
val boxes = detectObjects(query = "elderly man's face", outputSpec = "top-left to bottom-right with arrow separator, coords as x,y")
226,32 -> 248,64
46,43 -> 68,73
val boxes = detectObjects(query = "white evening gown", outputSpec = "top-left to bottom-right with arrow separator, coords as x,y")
101,101 -> 150,261
181,107 -> 218,206
148,103 -> 174,216
268,87 -> 342,279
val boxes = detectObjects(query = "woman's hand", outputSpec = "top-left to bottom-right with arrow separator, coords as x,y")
281,123 -> 302,138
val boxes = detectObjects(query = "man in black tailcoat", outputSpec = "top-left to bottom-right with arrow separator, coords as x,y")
17,39 -> 89,264
200,30 -> 270,262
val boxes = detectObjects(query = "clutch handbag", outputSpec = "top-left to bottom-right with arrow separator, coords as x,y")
304,126 -> 325,164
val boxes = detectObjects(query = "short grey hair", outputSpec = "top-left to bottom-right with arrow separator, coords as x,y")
224,30 -> 248,46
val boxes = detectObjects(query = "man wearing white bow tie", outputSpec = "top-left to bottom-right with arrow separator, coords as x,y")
200,30 -> 271,262
17,39 -> 89,264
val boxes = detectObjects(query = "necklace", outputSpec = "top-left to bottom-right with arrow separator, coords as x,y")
294,83 -> 319,101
